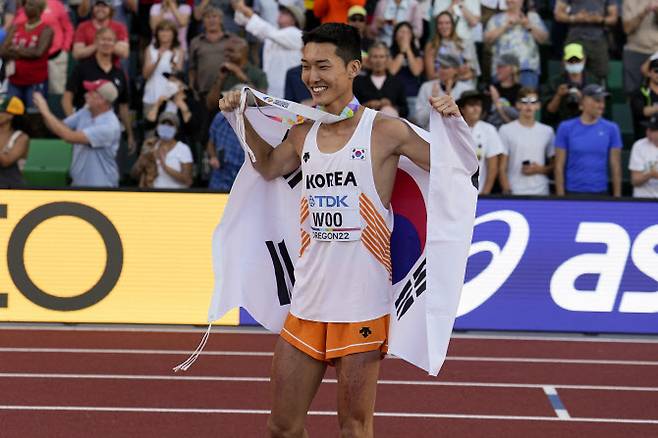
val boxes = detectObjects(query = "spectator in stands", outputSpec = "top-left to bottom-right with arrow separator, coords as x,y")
0,95 -> 28,187
314,0 -> 364,25
284,64 -> 312,104
622,1 -> 658,94
424,11 -> 480,86
432,0 -> 481,45
484,0 -> 548,89
629,114 -> 658,198
458,89 -> 504,194
150,0 -> 192,53
415,53 -> 473,128
480,0 -> 507,82
554,84 -> 622,196
132,111 -> 193,188
486,53 -> 521,128
142,20 -> 185,116
207,111 -> 244,191
205,35 -> 268,110
77,0 -> 137,27
194,0 -> 240,34
354,42 -> 408,118
62,27 -> 135,153
144,70 -> 201,147
232,0 -> 304,99
73,0 -> 129,64
13,0 -> 72,97
371,0 -> 423,46
543,43 -> 598,127
499,87 -> 555,195
554,0 -> 618,84
189,7 -> 229,107
0,0 -> 52,111
631,55 -> 658,141
346,5 -> 373,66
33,81 -> 121,187
1,0 -> 16,32
388,21 -> 424,98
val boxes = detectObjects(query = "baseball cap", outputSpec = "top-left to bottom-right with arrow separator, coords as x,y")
563,43 -> 585,61
646,114 -> 658,131
437,53 -> 461,69
158,111 -> 179,128
279,0 -> 305,29
348,5 -> 367,18
582,84 -> 609,100
0,95 -> 25,115
83,79 -> 119,103
497,53 -> 520,68
92,0 -> 112,7
649,52 -> 658,70
456,90 -> 484,107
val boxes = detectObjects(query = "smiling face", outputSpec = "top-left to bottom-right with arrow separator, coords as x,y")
436,13 -> 454,38
301,42 -> 360,107
24,0 -> 44,19
460,101 -> 483,126
95,28 -> 117,55
92,2 -> 112,21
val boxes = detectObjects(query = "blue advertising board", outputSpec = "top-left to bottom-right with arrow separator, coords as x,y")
455,197 -> 658,333
241,198 -> 658,334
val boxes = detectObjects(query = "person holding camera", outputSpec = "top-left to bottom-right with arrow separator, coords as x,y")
543,43 -> 598,127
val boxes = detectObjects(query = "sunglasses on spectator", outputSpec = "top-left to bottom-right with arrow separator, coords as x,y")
519,97 -> 539,104
349,15 -> 365,22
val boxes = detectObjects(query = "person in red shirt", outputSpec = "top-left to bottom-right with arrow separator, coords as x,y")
13,0 -> 73,95
0,0 -> 53,110
72,0 -> 129,64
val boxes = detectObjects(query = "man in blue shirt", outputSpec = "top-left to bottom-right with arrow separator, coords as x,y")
206,111 -> 244,191
554,84 -> 623,196
33,79 -> 121,187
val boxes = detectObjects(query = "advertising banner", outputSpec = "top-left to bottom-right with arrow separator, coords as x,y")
0,190 -> 237,325
455,198 -> 658,333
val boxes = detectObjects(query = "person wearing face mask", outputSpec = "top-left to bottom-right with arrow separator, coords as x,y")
133,112 -> 193,188
544,43 -> 598,127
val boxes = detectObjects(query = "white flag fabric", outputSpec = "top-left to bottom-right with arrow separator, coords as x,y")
208,89 -> 478,375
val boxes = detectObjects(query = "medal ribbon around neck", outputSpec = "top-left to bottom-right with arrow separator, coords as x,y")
232,87 -> 361,162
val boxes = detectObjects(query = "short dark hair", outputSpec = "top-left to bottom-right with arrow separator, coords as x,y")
302,23 -> 361,65
518,87 -> 538,99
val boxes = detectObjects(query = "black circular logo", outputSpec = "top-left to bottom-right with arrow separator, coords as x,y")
7,202 -> 123,311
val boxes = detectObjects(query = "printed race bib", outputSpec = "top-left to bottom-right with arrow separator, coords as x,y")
308,191 -> 361,242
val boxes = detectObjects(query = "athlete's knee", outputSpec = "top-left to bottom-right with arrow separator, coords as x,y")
267,415 -> 306,438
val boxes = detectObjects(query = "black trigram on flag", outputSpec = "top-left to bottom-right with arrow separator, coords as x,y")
282,168 -> 302,189
394,259 -> 427,320
266,240 -> 295,306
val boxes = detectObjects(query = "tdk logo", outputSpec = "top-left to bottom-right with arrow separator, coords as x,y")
308,195 -> 349,208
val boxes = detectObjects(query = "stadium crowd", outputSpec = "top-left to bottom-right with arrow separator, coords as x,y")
0,0 -> 656,197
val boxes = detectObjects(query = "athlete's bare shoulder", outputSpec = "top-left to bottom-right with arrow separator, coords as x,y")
372,111 -> 427,153
284,119 -> 315,154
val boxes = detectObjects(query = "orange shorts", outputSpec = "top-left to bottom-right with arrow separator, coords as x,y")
280,312 -> 390,362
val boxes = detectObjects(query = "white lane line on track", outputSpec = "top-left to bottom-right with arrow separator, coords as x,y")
2,347 -> 658,366
2,372 -> 658,392
0,405 -> 657,425
2,325 -> 658,344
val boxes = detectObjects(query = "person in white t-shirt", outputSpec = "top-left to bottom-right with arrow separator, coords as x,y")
499,87 -> 555,195
132,112 -> 194,189
629,114 -> 658,198
458,89 -> 504,193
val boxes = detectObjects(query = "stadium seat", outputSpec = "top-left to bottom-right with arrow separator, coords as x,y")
22,139 -> 72,187
611,103 -> 634,149
607,60 -> 624,91
547,59 -> 562,80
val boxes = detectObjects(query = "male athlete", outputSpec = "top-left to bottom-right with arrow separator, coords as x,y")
219,23 -> 462,438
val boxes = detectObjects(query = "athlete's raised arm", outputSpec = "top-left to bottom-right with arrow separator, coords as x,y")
219,90 -> 306,180
390,94 -> 461,171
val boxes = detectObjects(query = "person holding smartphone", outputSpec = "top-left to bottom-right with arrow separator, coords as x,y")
499,87 -> 555,195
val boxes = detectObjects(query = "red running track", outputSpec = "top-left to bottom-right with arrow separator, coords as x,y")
1,326 -> 658,437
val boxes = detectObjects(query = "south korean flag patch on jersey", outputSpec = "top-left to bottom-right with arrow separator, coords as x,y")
351,147 -> 366,160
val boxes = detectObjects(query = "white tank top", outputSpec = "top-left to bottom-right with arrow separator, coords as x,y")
290,108 -> 394,322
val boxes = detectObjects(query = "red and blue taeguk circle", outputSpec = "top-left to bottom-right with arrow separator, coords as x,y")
390,169 -> 427,285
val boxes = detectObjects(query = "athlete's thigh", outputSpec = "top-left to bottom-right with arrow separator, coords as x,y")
334,351 -> 382,428
269,337 -> 327,426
